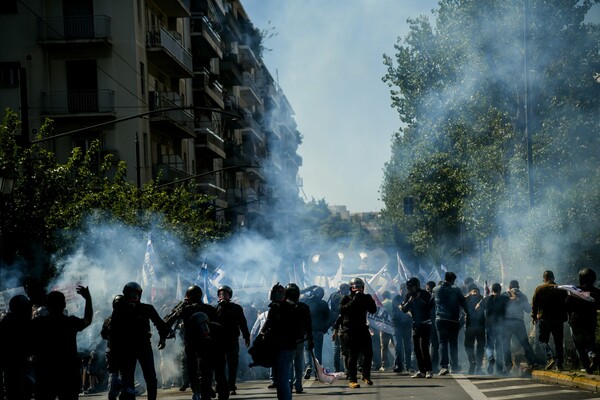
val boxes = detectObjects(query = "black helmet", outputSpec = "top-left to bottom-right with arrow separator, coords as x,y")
217,285 -> 233,299
579,268 -> 597,285
185,285 -> 203,303
339,283 -> 350,295
406,277 -> 421,290
285,283 -> 300,301
8,294 -> 30,316
123,282 -> 143,302
270,283 -> 285,302
112,294 -> 125,311
349,277 -> 365,292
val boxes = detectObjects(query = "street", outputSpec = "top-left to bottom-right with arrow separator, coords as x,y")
82,371 -> 600,400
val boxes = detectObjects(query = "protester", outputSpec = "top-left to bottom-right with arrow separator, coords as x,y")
480,282 -> 507,375
301,285 -> 329,381
186,312 -> 229,400
259,283 -> 296,400
426,281 -> 440,373
285,283 -> 313,394
463,283 -> 485,375
391,293 -> 412,373
565,268 -> 600,374
328,283 -> 350,373
31,286 -> 93,400
432,271 -> 467,375
164,285 -> 218,400
215,285 -> 251,395
379,291 -> 395,371
401,277 -> 434,378
531,270 -> 568,370
0,294 -> 32,400
501,280 -> 538,374
101,294 -> 125,400
110,282 -> 170,400
338,277 -> 377,388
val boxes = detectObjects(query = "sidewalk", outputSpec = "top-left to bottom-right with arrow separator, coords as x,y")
533,369 -> 600,393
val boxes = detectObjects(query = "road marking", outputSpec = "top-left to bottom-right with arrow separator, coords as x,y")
488,389 -> 579,400
452,374 -> 489,400
480,383 -> 548,392
472,378 -> 529,385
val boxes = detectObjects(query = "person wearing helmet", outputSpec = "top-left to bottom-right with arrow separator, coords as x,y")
257,282 -> 297,400
0,293 -> 32,400
31,285 -> 93,400
301,285 -> 329,382
101,295 -> 126,400
566,268 -> 600,374
163,284 -> 218,400
328,283 -> 350,373
186,312 -> 229,400
215,285 -> 250,395
339,277 -> 376,388
109,282 -> 170,400
285,283 -> 313,394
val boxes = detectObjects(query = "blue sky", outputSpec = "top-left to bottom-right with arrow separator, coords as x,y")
243,0 -> 439,213
242,1 -> 600,214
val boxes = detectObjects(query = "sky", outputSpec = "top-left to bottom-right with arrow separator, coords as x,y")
242,0 -> 440,213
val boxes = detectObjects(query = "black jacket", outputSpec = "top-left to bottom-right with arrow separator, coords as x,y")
216,300 -> 251,343
339,291 -> 377,334
401,289 -> 433,325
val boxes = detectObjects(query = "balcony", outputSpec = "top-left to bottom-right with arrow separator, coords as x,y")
195,127 -> 226,158
239,72 -> 262,107
191,16 -> 222,59
241,111 -> 264,143
224,96 -> 244,129
194,173 -> 227,208
193,68 -> 224,108
153,163 -> 193,186
152,0 -> 190,17
38,15 -> 112,45
149,91 -> 194,138
220,56 -> 243,87
146,28 -> 193,78
40,90 -> 115,116
238,43 -> 259,69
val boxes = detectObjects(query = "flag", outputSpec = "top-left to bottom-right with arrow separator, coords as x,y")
198,261 -> 212,304
368,264 -> 393,294
141,237 -> 158,288
209,267 -> 227,288
427,267 -> 442,284
175,273 -> 183,301
329,262 -> 343,290
497,251 -> 506,289
418,265 -> 428,282
364,279 -> 393,334
396,252 -> 410,282
312,350 -> 344,384
556,285 -> 595,302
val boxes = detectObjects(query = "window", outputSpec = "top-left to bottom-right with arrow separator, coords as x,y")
140,62 -> 145,96
0,63 -> 19,88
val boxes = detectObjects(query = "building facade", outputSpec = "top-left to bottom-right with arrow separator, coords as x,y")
0,0 -> 303,231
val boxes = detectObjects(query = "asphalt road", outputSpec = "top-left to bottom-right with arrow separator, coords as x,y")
82,370 -> 600,400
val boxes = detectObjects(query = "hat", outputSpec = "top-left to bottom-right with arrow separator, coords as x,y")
509,280 -> 519,289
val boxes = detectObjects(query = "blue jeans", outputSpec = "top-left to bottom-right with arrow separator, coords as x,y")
291,342 -> 304,391
273,349 -> 294,400
436,319 -> 460,371
394,323 -> 412,370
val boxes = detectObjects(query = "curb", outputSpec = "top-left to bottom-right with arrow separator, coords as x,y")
532,370 -> 600,393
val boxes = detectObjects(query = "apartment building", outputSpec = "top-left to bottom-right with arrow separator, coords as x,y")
0,0 -> 302,231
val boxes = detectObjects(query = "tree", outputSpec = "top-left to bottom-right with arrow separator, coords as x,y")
0,109 -> 225,283
381,0 -> 600,278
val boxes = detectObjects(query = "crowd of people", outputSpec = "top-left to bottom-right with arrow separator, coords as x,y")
0,267 -> 599,400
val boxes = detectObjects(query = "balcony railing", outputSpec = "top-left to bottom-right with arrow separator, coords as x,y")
146,27 -> 193,75
239,72 -> 262,106
38,15 -> 111,41
149,91 -> 194,135
41,90 -> 115,114
153,163 -> 193,185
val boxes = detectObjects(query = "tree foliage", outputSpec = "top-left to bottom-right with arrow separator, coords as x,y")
0,109 -> 225,279
381,0 -> 600,279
